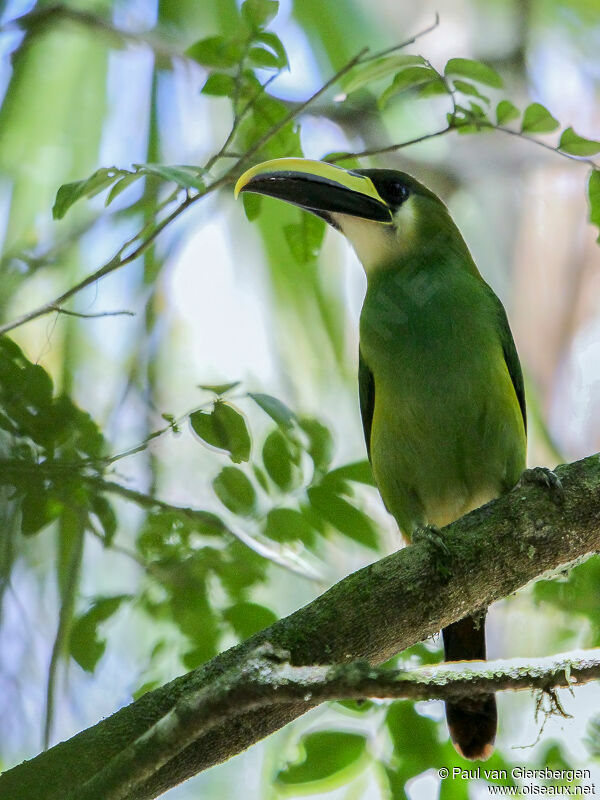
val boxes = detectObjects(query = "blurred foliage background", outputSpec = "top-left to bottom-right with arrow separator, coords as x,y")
0,0 -> 599,797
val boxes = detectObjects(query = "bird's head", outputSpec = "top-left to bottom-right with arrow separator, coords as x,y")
234,157 -> 453,273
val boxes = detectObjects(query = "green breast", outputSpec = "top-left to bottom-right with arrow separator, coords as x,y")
359,261 -> 526,536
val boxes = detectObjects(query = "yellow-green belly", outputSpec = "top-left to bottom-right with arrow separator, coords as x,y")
360,266 -> 526,538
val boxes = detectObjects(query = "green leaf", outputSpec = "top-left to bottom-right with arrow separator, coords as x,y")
340,54 -> 425,94
213,466 -> 257,516
496,99 -> 520,125
201,73 -> 236,96
136,163 -> 206,192
521,102 -> 559,134
236,94 -> 301,159
190,401 -> 251,463
444,58 -> 503,88
241,0 -> 279,29
216,539 -> 268,599
283,213 -> 326,263
379,66 -> 441,107
247,46 -> 280,70
299,417 -> 333,473
558,127 -> 600,156
69,596 -> 129,673
137,511 -> 227,561
20,481 -> 61,535
265,507 -> 316,544
198,381 -> 241,395
242,192 -> 262,221
587,716 -> 600,759
252,464 -> 270,493
589,170 -> 600,243
468,101 -> 487,119
414,80 -> 449,98
53,167 -> 125,219
105,172 -> 140,206
336,699 -> 375,715
248,392 -> 296,430
386,702 -> 441,775
224,601 -> 277,638
323,460 -> 375,488
90,495 -> 117,546
535,557 -> 600,643
172,579 -> 219,665
25,363 -> 53,407
452,79 -> 489,104
253,32 -> 288,68
276,730 -> 367,786
186,36 -> 244,68
308,486 -> 378,550
449,104 -> 490,135
262,429 -> 302,491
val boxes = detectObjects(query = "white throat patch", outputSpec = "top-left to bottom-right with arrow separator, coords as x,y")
331,198 -> 417,274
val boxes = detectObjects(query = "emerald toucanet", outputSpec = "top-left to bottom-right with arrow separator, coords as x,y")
235,157 -> 527,760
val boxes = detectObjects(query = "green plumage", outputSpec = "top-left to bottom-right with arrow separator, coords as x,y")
358,197 -> 526,534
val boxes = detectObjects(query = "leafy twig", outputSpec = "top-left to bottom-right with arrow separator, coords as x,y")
494,123 -> 599,169
8,16 -> 590,341
0,20 -> 446,338
86,476 -> 322,580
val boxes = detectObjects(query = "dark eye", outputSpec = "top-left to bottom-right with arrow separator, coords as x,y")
390,182 -> 409,203
378,180 -> 409,208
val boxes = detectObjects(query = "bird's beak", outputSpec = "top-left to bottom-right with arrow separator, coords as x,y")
234,158 -> 393,224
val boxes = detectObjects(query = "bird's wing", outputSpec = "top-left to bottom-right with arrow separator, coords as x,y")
358,349 -> 375,460
493,294 -> 527,435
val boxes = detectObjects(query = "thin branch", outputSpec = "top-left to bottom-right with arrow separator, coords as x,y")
71,645 -> 600,800
327,122 -> 598,170
48,306 -> 135,319
494,124 -> 599,169
234,48 -> 368,170
326,126 -> 453,162
359,13 -> 440,63
0,192 -> 196,337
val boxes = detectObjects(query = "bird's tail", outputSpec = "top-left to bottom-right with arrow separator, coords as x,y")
442,613 -> 497,760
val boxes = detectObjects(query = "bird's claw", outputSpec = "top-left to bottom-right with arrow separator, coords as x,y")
413,524 -> 452,578
413,523 -> 449,553
518,466 -> 565,505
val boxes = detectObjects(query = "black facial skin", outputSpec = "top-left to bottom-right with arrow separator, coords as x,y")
353,169 -> 412,212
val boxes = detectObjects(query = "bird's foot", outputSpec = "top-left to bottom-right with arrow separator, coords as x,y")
518,466 -> 565,505
413,524 -> 452,579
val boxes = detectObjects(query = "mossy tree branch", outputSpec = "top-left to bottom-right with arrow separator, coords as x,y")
2,453 -> 600,800
72,645 -> 600,800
